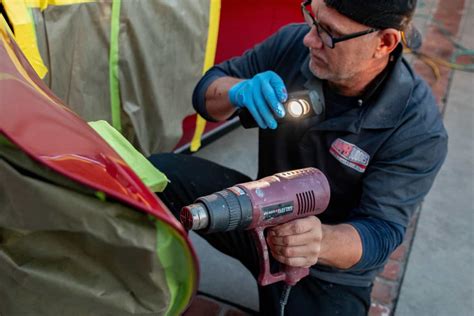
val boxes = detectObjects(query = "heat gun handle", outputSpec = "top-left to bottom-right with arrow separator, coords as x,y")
252,228 -> 309,286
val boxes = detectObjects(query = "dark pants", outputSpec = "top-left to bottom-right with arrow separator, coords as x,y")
149,153 -> 372,316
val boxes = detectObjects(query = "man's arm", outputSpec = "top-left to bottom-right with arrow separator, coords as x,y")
267,88 -> 447,270
193,25 -> 304,125
204,77 -> 243,121
320,222 -> 363,268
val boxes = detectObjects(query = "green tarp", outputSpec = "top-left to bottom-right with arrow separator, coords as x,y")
0,140 -> 189,315
31,0 -> 211,155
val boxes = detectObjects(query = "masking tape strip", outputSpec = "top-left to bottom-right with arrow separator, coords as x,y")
109,0 -> 122,132
190,0 -> 221,152
2,0 -> 48,78
156,220 -> 197,316
3,0 -> 96,11
0,0 -> 95,78
0,16 -> 60,107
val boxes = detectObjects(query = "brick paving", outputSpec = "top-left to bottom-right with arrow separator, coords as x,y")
370,0 -> 467,313
184,0 -> 468,313
369,210 -> 420,315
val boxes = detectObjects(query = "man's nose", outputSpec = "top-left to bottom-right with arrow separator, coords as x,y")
303,26 -> 324,49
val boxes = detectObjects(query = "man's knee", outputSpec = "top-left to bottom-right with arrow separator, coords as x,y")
148,153 -> 180,176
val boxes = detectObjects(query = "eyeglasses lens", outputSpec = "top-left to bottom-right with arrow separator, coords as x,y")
303,8 -> 313,27
302,6 -> 334,48
318,28 -> 333,48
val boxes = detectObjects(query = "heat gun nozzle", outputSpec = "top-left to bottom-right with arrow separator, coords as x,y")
180,203 -> 209,231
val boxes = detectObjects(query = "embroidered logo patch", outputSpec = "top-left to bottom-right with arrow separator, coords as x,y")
329,138 -> 370,173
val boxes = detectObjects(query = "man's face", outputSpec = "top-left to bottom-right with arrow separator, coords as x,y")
302,0 -> 379,83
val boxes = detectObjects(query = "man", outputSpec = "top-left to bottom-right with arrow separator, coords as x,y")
149,0 -> 447,314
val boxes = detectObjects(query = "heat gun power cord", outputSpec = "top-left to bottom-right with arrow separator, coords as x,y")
279,284 -> 293,316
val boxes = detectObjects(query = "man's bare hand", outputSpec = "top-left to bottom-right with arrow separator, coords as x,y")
266,216 -> 323,268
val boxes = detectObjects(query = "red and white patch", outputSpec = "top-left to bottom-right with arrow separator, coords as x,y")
329,138 -> 370,173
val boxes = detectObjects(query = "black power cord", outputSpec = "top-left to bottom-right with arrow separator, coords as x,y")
279,284 -> 293,316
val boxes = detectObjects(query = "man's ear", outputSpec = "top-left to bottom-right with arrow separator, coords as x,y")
374,29 -> 401,58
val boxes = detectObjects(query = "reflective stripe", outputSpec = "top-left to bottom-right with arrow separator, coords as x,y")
190,0 -> 221,152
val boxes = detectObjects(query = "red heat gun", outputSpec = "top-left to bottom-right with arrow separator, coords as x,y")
180,167 -> 330,286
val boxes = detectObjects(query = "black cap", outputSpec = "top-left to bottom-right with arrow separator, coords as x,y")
323,0 -> 422,49
324,0 -> 417,30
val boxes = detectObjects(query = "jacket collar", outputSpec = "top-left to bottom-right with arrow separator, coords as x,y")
299,44 -> 415,133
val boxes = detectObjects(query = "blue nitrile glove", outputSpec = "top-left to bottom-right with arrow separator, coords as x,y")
228,71 -> 288,129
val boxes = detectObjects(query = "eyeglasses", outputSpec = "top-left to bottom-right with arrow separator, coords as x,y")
301,1 -> 378,48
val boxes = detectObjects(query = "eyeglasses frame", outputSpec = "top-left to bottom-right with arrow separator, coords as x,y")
301,0 -> 379,49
